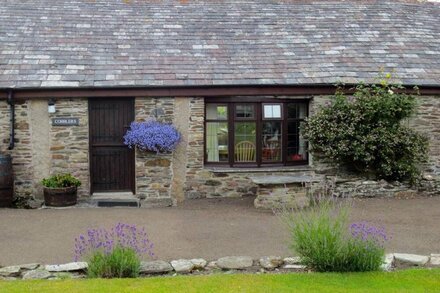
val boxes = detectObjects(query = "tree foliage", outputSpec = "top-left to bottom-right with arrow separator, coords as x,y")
303,78 -> 428,182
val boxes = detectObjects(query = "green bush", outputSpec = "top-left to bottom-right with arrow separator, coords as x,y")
302,77 -> 428,182
87,246 -> 141,278
41,173 -> 81,188
282,200 -> 386,272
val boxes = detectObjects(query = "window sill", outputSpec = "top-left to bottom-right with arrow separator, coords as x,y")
204,165 -> 313,174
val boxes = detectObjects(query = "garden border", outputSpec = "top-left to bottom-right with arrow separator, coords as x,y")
0,253 -> 439,280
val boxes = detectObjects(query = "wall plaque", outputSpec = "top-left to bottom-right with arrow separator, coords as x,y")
52,118 -> 79,126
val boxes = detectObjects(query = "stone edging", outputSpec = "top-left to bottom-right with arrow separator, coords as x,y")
0,253 -> 439,280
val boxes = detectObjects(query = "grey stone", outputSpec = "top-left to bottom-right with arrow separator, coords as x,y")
283,257 -> 301,265
259,256 -> 283,270
190,258 -> 207,269
0,266 -> 21,277
249,175 -> 319,185
381,254 -> 394,271
45,262 -> 88,272
394,253 -> 429,266
217,256 -> 253,270
0,276 -> 18,281
19,263 -> 40,270
170,259 -> 195,273
206,261 -> 218,269
140,198 -> 173,208
22,270 -> 52,280
283,264 -> 307,270
140,260 -> 173,274
430,254 -> 440,266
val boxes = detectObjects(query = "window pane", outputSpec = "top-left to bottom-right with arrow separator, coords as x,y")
235,104 -> 255,119
206,122 -> 228,162
287,121 -> 307,161
206,104 -> 227,120
287,103 -> 307,119
263,104 -> 282,119
234,122 -> 256,162
262,121 -> 282,162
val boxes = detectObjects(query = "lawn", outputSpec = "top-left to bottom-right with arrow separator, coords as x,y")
1,269 -> 439,293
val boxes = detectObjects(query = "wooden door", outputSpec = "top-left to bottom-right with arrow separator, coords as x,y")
89,98 -> 135,193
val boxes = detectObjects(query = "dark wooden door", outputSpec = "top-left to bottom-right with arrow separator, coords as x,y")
89,98 -> 135,193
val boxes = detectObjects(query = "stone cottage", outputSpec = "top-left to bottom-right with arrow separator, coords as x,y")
0,0 -> 439,208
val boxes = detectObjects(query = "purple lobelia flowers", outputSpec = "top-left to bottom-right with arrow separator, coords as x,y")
74,223 -> 155,261
123,120 -> 181,153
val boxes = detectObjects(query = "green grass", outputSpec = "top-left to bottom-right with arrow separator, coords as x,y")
1,269 -> 439,293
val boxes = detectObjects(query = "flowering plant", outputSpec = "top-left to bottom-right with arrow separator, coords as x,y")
123,120 -> 181,153
74,222 -> 155,261
282,200 -> 388,272
74,223 -> 155,278
350,221 -> 388,247
302,74 -> 428,182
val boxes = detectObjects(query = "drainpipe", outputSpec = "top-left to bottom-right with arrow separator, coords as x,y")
7,90 -> 15,150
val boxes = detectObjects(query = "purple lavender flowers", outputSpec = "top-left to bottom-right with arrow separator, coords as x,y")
350,221 -> 389,247
123,120 -> 181,153
74,223 -> 155,261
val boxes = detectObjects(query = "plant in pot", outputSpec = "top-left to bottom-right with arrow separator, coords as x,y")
123,120 -> 181,153
41,174 -> 81,207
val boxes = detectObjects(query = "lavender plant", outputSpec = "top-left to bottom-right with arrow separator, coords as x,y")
74,223 -> 155,278
123,120 -> 181,153
345,221 -> 388,272
282,200 -> 387,272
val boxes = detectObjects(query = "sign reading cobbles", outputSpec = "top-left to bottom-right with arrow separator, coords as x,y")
52,118 -> 79,126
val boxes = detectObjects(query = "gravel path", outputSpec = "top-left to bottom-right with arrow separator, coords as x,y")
0,196 -> 439,266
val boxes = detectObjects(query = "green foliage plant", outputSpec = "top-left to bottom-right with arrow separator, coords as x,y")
281,200 -> 386,272
303,75 -> 428,182
41,173 -> 81,188
87,246 -> 141,278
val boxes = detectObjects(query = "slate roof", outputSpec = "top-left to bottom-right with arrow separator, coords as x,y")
0,0 -> 439,89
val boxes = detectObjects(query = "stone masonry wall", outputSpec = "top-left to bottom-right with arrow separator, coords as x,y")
410,96 -> 440,176
0,101 -> 9,154
48,98 -> 89,198
1,93 -> 439,208
183,97 -> 205,199
183,94 -> 440,201
134,97 -> 175,207
7,101 -> 35,201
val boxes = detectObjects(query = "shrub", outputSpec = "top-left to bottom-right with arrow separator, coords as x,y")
302,77 -> 428,182
124,120 -> 181,153
41,173 -> 81,188
74,223 -> 155,278
282,200 -> 387,272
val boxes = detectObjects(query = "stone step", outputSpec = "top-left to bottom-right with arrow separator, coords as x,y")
88,192 -> 140,208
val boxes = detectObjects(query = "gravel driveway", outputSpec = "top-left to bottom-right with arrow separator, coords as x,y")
0,196 -> 439,266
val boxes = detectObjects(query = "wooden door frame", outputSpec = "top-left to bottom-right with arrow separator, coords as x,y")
88,97 -> 136,195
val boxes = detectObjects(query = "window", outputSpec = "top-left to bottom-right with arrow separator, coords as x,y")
205,99 -> 308,166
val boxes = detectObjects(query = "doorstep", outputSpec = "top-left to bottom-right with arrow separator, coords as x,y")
88,192 -> 140,208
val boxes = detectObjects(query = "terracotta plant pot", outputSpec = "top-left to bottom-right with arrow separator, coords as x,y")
43,186 -> 77,207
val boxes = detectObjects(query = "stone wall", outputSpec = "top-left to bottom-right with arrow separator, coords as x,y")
134,97 -> 175,207
1,100 -> 41,205
8,101 -> 35,201
1,93 -> 439,208
29,100 -> 50,198
410,96 -> 440,176
182,94 -> 440,201
183,97 -> 205,199
0,101 -> 9,153
48,98 -> 90,198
